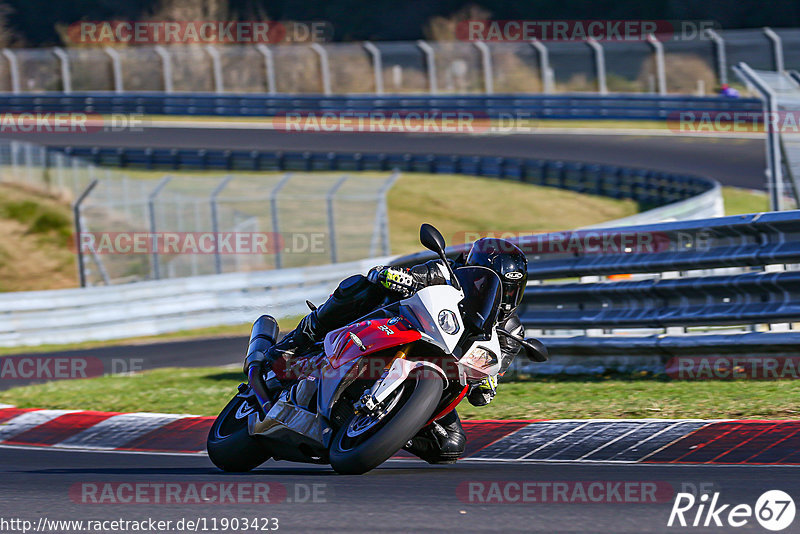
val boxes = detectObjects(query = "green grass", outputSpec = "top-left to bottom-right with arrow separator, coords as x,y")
2,367 -> 798,420
722,186 -> 770,215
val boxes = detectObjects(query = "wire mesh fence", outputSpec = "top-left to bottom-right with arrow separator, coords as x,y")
0,139 -> 399,286
0,28 -> 794,96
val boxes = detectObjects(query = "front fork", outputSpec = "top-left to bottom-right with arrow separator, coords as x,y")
353,343 -> 448,416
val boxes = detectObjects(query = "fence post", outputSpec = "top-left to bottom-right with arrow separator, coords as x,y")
704,28 -> 727,85
530,39 -> 553,93
255,44 -> 277,94
417,40 -> 438,94
210,175 -> 233,274
147,176 -> 172,279
154,45 -> 174,93
104,47 -> 123,93
369,169 -> 401,257
269,172 -> 293,269
52,47 -> 72,94
205,45 -> 224,93
310,43 -> 332,95
734,62 -> 783,210
73,179 -> 98,287
763,27 -> 785,73
1,49 -> 19,94
585,38 -> 607,95
473,41 -> 494,94
326,175 -> 349,263
363,41 -> 384,94
646,34 -> 667,95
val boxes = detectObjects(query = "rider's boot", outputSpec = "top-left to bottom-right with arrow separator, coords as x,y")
403,409 -> 466,464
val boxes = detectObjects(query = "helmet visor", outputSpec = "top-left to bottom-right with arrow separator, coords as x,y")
502,280 -> 525,310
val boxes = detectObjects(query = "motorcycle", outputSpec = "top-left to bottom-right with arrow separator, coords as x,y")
207,224 -> 548,475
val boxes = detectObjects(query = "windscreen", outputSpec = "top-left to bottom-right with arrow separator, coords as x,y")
454,266 -> 502,336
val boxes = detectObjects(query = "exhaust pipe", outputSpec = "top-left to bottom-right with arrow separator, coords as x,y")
243,315 -> 280,411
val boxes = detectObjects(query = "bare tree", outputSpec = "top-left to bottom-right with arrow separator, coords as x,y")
424,4 -> 491,41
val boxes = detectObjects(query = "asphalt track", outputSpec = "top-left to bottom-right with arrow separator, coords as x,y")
0,336 -> 245,391
0,127 -> 767,189
0,128 -> 787,533
1,446 -> 797,533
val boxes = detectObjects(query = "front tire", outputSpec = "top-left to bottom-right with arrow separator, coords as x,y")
329,370 -> 443,475
207,394 -> 271,472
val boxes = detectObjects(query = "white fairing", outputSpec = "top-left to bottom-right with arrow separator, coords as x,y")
400,285 -> 465,354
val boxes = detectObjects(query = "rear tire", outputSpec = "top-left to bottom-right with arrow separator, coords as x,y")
329,370 -> 443,475
207,394 -> 271,472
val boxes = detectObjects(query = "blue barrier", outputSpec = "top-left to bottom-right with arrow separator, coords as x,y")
5,92 -> 761,121
392,210 -> 800,331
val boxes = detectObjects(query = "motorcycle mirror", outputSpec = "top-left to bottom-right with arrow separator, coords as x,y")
498,327 -> 549,363
419,223 -> 446,255
419,223 -> 461,291
521,337 -> 549,362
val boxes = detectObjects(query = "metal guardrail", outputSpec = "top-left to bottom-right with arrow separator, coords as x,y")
0,257 -> 390,347
392,210 -> 800,360
5,92 -> 760,120
514,331 -> 800,375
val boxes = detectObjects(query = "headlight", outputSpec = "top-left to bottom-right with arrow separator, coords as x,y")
438,309 -> 460,335
460,346 -> 498,370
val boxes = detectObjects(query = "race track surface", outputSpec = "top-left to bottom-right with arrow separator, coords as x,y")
0,446 -> 796,533
0,337 -> 245,391
0,127 -> 766,189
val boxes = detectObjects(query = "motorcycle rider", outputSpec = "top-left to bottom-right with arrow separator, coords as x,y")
256,237 -> 528,464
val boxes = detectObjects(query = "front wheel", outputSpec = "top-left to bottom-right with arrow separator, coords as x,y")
207,393 -> 271,472
329,369 -> 443,475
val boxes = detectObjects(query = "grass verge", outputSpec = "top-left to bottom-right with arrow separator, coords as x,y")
1,367 -> 797,420
722,187 -> 769,215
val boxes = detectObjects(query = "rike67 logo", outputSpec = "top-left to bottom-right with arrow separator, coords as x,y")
668,490 -> 795,530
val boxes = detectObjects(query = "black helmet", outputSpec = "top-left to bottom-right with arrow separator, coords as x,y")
465,238 -> 528,316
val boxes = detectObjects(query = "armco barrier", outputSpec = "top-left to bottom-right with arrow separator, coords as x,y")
0,256 -> 389,347
392,210 -> 800,369
4,92 -> 760,121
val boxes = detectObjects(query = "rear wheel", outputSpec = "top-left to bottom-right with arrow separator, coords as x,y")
207,394 -> 271,472
329,369 -> 443,475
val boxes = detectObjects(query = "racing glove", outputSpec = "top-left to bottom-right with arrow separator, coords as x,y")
368,266 -> 420,297
467,375 -> 497,407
